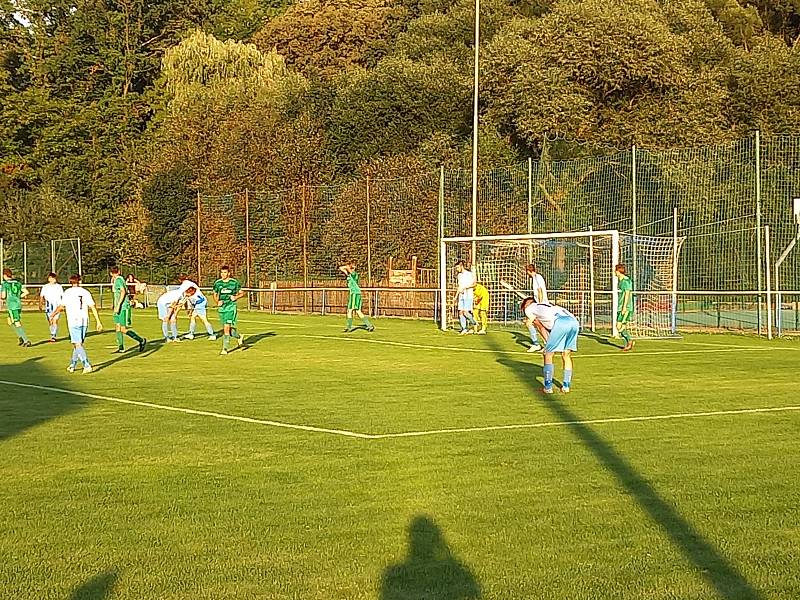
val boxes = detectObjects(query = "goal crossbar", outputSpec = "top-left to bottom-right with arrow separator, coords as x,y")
439,230 -> 620,335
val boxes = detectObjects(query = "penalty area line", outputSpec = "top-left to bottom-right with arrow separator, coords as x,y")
279,334 -> 797,358
0,380 -> 372,440
1,380 -> 799,442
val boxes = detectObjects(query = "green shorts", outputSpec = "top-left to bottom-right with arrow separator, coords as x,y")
617,311 -> 633,324
219,304 -> 238,326
7,308 -> 21,324
348,293 -> 362,311
114,307 -> 132,327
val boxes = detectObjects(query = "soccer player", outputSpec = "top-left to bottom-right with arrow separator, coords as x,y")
175,286 -> 216,340
156,287 -> 185,343
615,263 -> 635,351
526,264 -> 549,352
50,274 -> 103,374
39,272 -> 64,342
521,297 -> 580,394
473,282 -> 490,334
339,262 -> 374,333
1,268 -> 31,347
454,260 -> 477,334
110,266 -> 146,353
213,265 -> 245,354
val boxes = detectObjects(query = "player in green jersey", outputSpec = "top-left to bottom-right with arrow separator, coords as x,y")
615,263 -> 635,351
110,266 -> 146,353
339,262 -> 374,333
1,268 -> 31,347
213,265 -> 245,355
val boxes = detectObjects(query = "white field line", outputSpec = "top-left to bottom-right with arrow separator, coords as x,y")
277,333 -> 797,358
1,380 -> 799,441
0,380 -> 371,439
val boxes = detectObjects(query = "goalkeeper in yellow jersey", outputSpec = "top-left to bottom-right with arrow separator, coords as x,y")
473,282 -> 490,334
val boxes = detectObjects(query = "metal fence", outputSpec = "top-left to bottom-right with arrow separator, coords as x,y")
188,132 -> 800,335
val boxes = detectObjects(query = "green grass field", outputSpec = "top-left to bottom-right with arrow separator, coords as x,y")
1,309 -> 799,600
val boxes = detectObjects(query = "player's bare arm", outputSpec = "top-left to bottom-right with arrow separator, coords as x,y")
533,319 -> 550,342
90,305 -> 103,332
49,305 -> 64,325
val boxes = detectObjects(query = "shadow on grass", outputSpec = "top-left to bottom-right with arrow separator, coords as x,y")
69,570 -> 118,600
381,515 -> 481,600
92,343 -> 162,373
0,357 -> 87,442
243,331 -> 277,348
580,331 -> 620,348
510,330 -> 532,350
496,353 -> 762,600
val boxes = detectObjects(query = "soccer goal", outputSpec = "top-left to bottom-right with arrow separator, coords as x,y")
439,231 -> 684,338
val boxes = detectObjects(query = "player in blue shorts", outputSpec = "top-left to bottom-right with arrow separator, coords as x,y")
50,274 -> 103,374
521,297 -> 580,394
173,285 -> 216,340
39,272 -> 64,342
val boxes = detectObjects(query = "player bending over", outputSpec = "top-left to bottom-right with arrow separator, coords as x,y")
473,282 -> 490,334
110,266 -> 146,353
213,266 -> 246,355
614,263 -> 635,352
39,272 -> 64,342
525,264 -> 548,352
181,287 -> 216,340
1,268 -> 31,347
50,274 -> 103,374
454,260 -> 478,335
156,287 -> 185,343
340,262 -> 374,333
521,298 -> 580,394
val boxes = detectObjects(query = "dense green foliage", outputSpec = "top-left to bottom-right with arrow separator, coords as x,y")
1,0 -> 799,272
1,312 -> 800,598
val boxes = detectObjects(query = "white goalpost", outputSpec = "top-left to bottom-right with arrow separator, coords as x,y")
439,230 -> 685,338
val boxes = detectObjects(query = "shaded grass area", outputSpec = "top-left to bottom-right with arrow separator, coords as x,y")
1,311 -> 799,599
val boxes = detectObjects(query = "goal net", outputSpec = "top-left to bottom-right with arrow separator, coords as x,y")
440,231 -> 684,338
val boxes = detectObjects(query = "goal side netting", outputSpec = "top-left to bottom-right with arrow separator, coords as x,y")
440,231 -> 685,338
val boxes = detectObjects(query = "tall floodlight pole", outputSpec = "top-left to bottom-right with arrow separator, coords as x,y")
470,0 -> 480,266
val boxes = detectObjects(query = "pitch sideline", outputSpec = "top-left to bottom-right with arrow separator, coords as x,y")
1,379 -> 799,441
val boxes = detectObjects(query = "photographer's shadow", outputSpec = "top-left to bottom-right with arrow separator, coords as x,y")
380,515 -> 481,600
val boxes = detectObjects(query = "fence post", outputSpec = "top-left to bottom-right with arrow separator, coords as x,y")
631,144 -> 638,291
245,189 -> 252,310
301,184 -> 309,313
76,238 -> 82,277
366,176 -> 373,287
51,239 -> 56,273
587,226 -> 596,332
0,239 -> 4,285
765,225 -> 772,340
672,207 -> 679,335
755,130 -> 763,335
23,241 -> 27,284
196,191 -> 202,285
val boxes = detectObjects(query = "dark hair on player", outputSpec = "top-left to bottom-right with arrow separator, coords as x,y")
69,274 -> 81,285
520,297 -> 535,313
48,272 -> 58,279
220,265 -> 230,272
110,266 -> 121,275
2,268 -> 12,278
454,260 -> 465,268
526,264 -> 537,273
615,263 -> 627,275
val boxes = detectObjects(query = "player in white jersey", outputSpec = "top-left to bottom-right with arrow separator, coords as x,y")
157,287 -> 184,342
521,297 -> 579,394
49,274 -> 103,374
171,285 -> 217,340
525,264 -> 549,352
454,260 -> 478,334
39,272 -> 64,342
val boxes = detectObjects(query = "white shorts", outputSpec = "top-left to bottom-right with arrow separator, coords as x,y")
190,299 -> 207,317
69,324 -> 87,344
157,301 -> 172,320
458,289 -> 474,311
